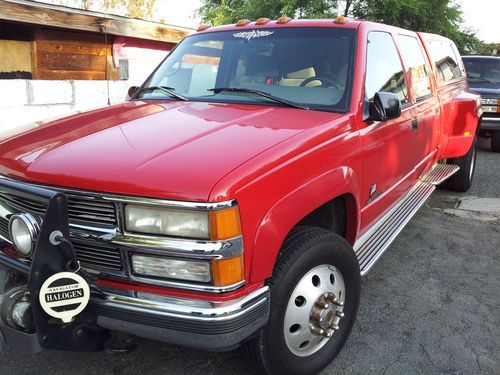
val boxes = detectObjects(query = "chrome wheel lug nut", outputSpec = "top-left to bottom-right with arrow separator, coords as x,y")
316,301 -> 329,309
311,326 -> 324,336
323,330 -> 332,338
330,323 -> 340,331
335,311 -> 345,318
333,298 -> 343,307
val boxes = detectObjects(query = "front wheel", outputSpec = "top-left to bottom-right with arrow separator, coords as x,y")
246,226 -> 361,375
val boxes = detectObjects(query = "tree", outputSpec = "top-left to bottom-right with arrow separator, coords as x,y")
198,0 -> 483,53
352,0 -> 481,53
197,0 -> 340,26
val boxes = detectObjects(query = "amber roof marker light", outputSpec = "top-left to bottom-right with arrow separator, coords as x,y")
255,17 -> 271,25
334,16 -> 348,24
276,16 -> 292,24
197,23 -> 211,31
236,19 -> 252,26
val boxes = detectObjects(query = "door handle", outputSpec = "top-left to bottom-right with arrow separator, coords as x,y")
411,119 -> 418,131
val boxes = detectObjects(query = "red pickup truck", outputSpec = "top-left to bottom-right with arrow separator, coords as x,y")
0,18 -> 480,375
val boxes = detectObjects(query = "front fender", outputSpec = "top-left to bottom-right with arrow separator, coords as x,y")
250,166 -> 360,282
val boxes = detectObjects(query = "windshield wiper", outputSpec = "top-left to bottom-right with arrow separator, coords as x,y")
208,87 -> 310,110
137,86 -> 188,101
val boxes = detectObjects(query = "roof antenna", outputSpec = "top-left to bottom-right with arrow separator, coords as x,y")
101,13 -> 111,106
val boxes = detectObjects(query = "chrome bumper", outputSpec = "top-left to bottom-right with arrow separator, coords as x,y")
90,286 -> 270,351
480,116 -> 500,130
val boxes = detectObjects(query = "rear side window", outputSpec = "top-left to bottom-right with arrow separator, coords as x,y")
365,32 -> 408,104
398,35 -> 432,99
427,39 -> 463,84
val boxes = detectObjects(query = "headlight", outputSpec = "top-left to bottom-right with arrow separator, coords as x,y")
124,204 -> 242,240
125,205 -> 209,239
9,213 -> 39,256
481,97 -> 498,105
132,254 -> 211,282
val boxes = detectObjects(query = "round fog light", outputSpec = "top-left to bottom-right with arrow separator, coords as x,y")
9,213 -> 40,256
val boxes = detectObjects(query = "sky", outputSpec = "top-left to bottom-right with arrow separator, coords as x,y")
160,0 -> 500,43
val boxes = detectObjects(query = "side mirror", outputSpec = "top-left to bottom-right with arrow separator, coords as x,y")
369,92 -> 402,121
127,86 -> 139,98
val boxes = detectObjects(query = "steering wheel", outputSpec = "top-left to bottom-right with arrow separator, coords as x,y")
300,76 -> 341,89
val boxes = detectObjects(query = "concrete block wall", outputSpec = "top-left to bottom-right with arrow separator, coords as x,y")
0,79 -> 131,139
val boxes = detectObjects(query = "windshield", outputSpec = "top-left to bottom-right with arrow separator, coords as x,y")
137,27 -> 356,112
463,58 -> 500,84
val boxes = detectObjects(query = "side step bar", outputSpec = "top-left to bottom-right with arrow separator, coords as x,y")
419,163 -> 460,185
355,163 -> 460,276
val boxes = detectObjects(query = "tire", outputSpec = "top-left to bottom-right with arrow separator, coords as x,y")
246,226 -> 361,375
443,136 -> 477,192
492,131 -> 500,153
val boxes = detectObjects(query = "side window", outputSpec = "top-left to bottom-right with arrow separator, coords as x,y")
365,32 -> 408,104
427,39 -> 463,84
398,35 -> 432,99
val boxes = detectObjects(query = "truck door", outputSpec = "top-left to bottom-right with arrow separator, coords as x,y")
359,31 -> 418,229
397,33 -> 441,173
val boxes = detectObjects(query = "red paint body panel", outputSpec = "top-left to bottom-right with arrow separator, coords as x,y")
0,19 -> 480,297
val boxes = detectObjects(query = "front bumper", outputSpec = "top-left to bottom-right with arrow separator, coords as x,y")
0,260 -> 269,352
0,177 -> 269,353
479,115 -> 500,131
91,286 -> 269,351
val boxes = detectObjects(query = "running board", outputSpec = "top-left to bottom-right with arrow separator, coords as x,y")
354,162 -> 460,276
419,163 -> 460,185
354,181 -> 436,276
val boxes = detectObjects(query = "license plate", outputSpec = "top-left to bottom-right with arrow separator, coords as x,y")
482,105 -> 498,113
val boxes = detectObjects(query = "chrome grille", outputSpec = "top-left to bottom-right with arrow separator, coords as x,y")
67,197 -> 117,226
73,241 -> 122,271
0,192 -> 117,227
0,216 -> 9,240
0,193 -> 46,215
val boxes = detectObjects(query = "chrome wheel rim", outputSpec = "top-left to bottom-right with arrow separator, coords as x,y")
284,264 -> 345,357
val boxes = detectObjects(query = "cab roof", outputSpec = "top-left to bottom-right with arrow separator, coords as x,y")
195,18 -> 362,34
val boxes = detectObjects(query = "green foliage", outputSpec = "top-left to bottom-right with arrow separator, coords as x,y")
476,43 -> 500,56
198,0 -> 485,53
197,0 -> 339,26
351,0 -> 482,53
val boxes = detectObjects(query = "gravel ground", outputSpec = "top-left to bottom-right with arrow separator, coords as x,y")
1,137 -> 499,375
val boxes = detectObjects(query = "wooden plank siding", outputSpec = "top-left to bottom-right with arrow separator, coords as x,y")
33,29 -> 119,80
0,0 -> 192,44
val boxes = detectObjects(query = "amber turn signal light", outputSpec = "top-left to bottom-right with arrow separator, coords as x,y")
209,206 -> 242,240
212,254 -> 244,287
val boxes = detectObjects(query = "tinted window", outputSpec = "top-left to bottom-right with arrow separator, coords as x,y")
398,35 -> 432,99
365,32 -> 408,104
140,28 -> 356,113
427,40 -> 463,84
463,57 -> 500,84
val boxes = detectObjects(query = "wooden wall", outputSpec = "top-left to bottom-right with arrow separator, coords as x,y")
33,29 -> 120,80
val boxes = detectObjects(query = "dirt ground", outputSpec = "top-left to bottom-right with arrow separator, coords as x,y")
1,137 -> 499,375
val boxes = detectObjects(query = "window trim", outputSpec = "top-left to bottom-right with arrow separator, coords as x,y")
363,30 -> 410,121
397,34 -> 433,101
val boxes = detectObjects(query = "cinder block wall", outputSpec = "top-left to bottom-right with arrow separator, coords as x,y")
0,79 -> 131,139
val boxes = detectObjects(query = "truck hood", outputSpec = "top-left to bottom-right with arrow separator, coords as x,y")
0,100 -> 339,201
468,83 -> 500,97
